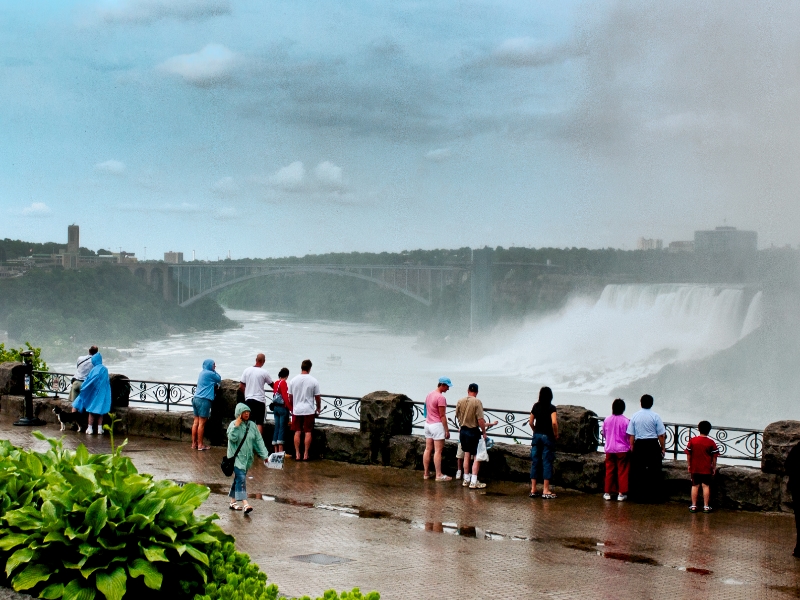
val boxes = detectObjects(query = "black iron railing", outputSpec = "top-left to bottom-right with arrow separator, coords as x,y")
33,372 -> 763,460
409,401 -> 533,443
592,417 -> 762,462
33,371 -> 360,425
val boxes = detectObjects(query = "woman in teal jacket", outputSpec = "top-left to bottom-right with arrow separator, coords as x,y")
227,403 -> 269,514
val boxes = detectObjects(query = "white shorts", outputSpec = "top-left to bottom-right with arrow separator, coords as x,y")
456,443 -> 464,459
424,422 -> 446,440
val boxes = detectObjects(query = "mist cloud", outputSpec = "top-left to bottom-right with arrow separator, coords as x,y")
94,0 -> 231,25
20,202 -> 51,217
159,44 -> 237,86
95,159 -> 126,175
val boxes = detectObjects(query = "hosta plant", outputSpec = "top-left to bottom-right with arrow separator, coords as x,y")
0,433 -> 230,599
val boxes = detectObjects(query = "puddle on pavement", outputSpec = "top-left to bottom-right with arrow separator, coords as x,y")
562,538 -> 660,566
415,522 -> 521,541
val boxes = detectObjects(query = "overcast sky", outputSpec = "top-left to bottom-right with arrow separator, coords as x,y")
2,0 -> 799,259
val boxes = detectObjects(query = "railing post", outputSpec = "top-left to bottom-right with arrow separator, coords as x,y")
673,424 -> 679,460
166,383 -> 171,412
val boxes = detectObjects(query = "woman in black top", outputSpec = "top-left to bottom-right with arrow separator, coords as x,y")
528,386 -> 559,499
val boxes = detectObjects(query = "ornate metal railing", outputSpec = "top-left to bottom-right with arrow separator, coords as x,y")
593,417 -> 762,462
33,371 -> 360,425
409,402 -> 533,442
32,372 -> 763,460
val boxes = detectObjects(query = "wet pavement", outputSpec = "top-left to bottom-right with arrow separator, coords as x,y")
2,415 -> 800,599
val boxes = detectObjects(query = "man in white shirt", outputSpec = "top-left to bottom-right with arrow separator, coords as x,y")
239,353 -> 274,434
288,359 -> 321,461
68,345 -> 98,403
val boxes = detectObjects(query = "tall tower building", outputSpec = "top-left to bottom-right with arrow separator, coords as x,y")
67,225 -> 80,253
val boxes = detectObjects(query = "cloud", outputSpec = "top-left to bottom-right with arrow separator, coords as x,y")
120,202 -> 201,214
158,44 -> 237,86
211,176 -> 239,198
21,202 -> 51,217
95,159 -> 126,175
313,161 -> 345,191
268,161 -> 306,192
216,206 -> 238,220
425,148 -> 452,162
488,37 -> 584,68
94,0 -> 231,25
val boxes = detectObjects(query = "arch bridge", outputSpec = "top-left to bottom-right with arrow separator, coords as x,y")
125,249 -> 521,331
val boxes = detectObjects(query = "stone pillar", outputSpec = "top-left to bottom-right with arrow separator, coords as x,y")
359,391 -> 413,464
0,362 -> 26,395
761,420 -> 800,474
108,373 -> 131,408
555,405 -> 599,454
207,379 -> 240,446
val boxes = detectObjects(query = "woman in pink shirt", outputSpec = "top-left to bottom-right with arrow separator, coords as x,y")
602,398 -> 631,501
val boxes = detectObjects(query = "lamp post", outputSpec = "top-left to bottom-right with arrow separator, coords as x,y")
13,350 -> 45,426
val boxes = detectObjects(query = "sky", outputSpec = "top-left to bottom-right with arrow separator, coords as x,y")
2,0 -> 799,260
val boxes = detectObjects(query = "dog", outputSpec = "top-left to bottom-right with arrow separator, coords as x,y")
53,406 -> 83,432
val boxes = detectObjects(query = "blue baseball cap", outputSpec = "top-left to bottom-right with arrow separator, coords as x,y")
438,377 -> 452,387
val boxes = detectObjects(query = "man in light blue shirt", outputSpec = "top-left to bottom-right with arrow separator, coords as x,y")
626,394 -> 666,502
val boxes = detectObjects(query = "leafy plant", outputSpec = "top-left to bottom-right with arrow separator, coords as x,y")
0,436 -> 381,600
0,433 -> 230,599
0,342 -> 48,372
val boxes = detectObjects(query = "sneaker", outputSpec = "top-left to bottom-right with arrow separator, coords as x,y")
469,480 -> 487,489
463,477 -> 471,487
703,506 -> 712,513
603,493 -> 612,501
455,470 -> 462,480
617,494 -> 627,502
97,428 -> 104,435
86,426 -> 94,435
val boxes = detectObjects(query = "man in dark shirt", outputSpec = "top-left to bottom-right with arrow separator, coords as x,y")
786,442 -> 800,557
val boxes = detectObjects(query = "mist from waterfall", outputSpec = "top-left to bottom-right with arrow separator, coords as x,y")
473,284 -> 764,394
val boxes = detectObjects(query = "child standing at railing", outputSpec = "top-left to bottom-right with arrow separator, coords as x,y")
686,421 -> 719,513
602,398 -> 631,501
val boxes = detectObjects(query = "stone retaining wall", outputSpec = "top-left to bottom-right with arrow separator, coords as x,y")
1,391 -> 796,513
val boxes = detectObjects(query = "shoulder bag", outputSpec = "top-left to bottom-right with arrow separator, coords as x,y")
221,422 -> 250,476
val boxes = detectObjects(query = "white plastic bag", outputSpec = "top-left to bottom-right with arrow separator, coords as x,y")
265,451 -> 285,470
476,438 -> 489,462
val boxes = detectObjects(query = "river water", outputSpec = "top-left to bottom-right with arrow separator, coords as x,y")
49,283 -> 765,426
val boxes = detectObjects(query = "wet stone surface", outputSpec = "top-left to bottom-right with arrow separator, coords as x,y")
2,415 -> 800,599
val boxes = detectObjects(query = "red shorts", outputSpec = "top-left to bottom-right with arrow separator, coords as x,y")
291,414 -> 316,433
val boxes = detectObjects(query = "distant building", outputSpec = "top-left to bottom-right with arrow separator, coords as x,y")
637,237 -> 663,251
694,226 -> 757,253
59,224 -> 80,269
164,251 -> 184,264
668,240 -> 694,253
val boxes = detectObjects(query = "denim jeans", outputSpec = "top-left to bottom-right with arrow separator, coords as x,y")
530,433 -> 555,480
229,466 -> 247,501
272,405 -> 288,445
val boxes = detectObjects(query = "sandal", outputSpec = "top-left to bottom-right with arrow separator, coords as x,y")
198,446 -> 211,451
529,492 -> 540,498
243,505 -> 253,515
229,503 -> 243,511
423,474 -> 431,480
542,493 -> 557,499
435,475 -> 452,482
191,444 -> 198,450
689,505 -> 698,513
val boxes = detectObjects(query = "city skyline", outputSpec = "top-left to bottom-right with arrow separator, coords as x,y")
2,1 -> 800,259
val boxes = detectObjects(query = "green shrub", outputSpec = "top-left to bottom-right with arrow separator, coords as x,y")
0,434 -> 380,600
0,342 -> 48,371
0,433 -> 230,599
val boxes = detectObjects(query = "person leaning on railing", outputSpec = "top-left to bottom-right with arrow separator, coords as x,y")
191,359 -> 221,451
626,394 -> 666,503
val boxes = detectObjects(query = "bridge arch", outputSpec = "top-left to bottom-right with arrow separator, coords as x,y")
176,266 -> 438,307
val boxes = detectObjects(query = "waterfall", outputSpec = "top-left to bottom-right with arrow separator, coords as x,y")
474,284 -> 764,394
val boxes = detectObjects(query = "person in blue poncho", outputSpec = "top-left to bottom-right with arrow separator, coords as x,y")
72,353 -> 111,435
192,359 -> 221,451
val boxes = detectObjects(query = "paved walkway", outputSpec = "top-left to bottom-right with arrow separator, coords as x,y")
2,416 -> 799,599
